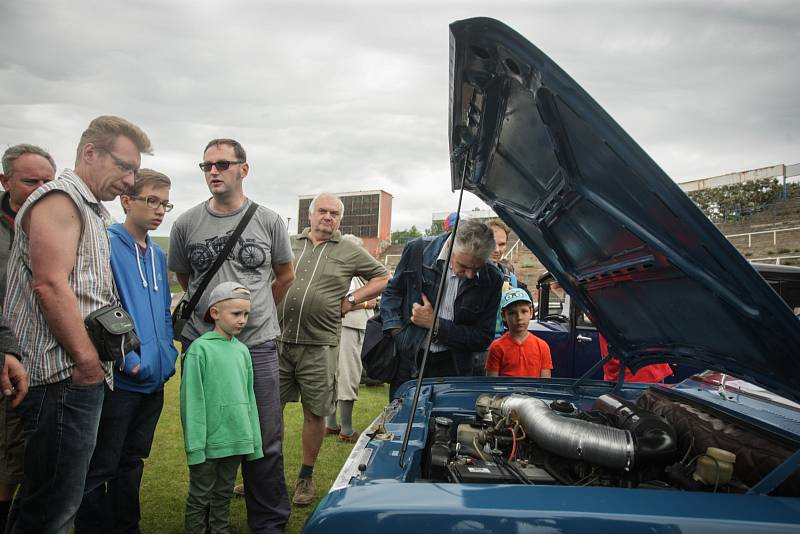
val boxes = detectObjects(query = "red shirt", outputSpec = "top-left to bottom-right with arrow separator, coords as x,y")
486,332 -> 553,378
599,335 -> 672,383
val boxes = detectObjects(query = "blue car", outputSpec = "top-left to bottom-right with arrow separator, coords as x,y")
532,264 -> 800,381
304,17 -> 800,533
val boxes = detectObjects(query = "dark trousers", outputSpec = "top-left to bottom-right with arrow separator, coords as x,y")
74,387 -> 165,534
7,378 -> 105,534
186,456 -> 242,534
242,340 -> 290,534
182,337 -> 290,534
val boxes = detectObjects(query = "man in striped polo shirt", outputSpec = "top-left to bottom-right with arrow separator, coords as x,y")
3,116 -> 152,534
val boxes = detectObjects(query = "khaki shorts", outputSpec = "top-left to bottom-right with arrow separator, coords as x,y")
278,342 -> 338,417
336,327 -> 364,402
0,398 -> 25,484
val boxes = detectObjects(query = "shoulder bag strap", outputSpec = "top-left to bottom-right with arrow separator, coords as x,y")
181,201 -> 259,319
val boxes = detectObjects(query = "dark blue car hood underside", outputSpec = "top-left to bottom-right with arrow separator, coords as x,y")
448,17 -> 800,402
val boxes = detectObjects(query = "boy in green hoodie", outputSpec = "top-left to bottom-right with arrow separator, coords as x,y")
180,282 -> 263,533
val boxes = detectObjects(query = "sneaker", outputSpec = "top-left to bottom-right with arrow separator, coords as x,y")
337,431 -> 360,443
292,477 -> 316,506
233,483 -> 245,496
325,426 -> 341,436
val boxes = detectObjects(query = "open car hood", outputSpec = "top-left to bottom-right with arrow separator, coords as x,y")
448,17 -> 800,402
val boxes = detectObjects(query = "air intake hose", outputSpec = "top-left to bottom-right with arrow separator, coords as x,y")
477,394 -> 635,470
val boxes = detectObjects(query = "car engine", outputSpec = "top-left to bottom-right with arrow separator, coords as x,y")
423,393 -> 750,492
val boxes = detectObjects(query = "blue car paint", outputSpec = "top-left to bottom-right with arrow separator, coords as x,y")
530,318 -> 603,379
304,378 -> 800,533
309,485 -> 800,533
305,15 -> 800,532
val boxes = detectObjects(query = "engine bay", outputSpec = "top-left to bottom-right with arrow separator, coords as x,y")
421,389 -> 800,495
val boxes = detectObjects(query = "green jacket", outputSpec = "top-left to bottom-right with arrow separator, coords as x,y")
180,331 -> 263,465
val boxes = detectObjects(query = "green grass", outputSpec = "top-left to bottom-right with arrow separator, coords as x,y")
139,371 -> 390,533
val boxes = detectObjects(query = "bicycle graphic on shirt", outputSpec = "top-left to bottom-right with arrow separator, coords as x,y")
188,231 -> 267,272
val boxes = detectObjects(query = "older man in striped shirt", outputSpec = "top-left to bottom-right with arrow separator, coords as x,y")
381,218 -> 504,398
2,116 -> 152,534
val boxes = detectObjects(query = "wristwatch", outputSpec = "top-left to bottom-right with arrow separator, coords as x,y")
347,293 -> 357,306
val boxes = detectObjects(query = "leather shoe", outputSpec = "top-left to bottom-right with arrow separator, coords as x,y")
337,431 -> 360,443
292,477 -> 316,506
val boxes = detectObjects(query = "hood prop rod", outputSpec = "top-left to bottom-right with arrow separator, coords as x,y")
571,355 -> 613,396
399,141 -> 472,469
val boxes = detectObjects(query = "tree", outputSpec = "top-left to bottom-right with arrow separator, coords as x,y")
391,225 -> 422,244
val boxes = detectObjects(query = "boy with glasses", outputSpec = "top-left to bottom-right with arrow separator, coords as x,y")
76,169 -> 178,534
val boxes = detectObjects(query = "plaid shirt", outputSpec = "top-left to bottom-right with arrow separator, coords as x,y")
3,169 -> 114,387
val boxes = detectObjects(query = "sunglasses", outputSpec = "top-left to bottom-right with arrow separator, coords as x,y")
198,160 -> 244,172
97,147 -> 139,176
127,194 -> 174,212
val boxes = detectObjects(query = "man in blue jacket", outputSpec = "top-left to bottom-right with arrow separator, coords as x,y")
381,218 -> 503,398
76,169 -> 178,534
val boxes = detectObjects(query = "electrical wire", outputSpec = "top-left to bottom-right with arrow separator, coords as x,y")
473,436 -> 486,461
508,427 -> 518,461
680,435 -> 695,464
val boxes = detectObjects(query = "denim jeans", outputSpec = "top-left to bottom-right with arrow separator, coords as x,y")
74,387 -> 164,534
6,378 -> 105,534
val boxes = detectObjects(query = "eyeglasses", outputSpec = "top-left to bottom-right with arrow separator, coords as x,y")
198,160 -> 244,172
97,147 -> 139,176
127,194 -> 174,212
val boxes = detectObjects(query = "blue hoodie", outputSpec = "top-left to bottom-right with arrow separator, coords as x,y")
109,223 -> 178,393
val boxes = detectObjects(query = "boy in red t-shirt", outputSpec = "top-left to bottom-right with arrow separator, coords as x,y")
486,288 -> 553,378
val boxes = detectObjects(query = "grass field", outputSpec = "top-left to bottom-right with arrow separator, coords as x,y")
138,372 -> 390,533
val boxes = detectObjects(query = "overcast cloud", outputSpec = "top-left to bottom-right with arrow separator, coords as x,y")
1,0 -> 797,235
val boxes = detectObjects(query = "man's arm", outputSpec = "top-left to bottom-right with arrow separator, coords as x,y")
24,192 -> 103,385
176,272 -> 190,292
341,274 -> 389,316
379,240 -> 416,332
271,261 -> 295,305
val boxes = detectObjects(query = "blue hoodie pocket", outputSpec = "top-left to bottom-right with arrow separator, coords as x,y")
128,337 -> 157,384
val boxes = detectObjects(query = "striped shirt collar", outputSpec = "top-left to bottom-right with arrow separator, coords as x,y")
61,168 -> 102,205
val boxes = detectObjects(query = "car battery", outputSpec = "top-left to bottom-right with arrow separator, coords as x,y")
451,460 -> 521,484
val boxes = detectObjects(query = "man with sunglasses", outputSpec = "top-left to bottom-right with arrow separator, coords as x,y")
75,169 -> 178,533
3,116 -> 152,533
169,138 -> 295,534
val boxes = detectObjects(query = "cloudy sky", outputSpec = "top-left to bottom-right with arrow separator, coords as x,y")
1,0 -> 797,236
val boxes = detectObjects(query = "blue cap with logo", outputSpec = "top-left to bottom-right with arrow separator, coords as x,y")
500,287 -> 532,310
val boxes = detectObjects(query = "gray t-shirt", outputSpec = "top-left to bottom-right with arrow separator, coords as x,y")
169,199 -> 293,346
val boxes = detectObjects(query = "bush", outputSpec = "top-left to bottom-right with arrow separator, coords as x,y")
688,178 -> 782,222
